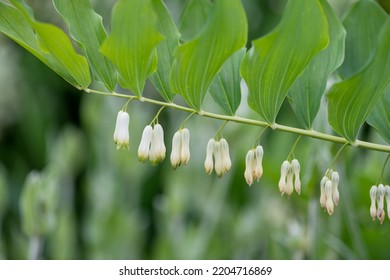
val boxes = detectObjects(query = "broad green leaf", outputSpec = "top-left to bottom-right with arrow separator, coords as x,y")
367,86 -> 390,144
170,0 -> 247,111
327,20 -> 390,143
34,22 -> 91,89
100,0 -> 164,97
179,0 -> 212,42
148,0 -> 180,102
209,48 -> 246,116
53,0 -> 117,91
0,2 -> 45,62
338,0 -> 387,79
288,0 -> 345,129
241,0 -> 329,124
0,2 -> 91,88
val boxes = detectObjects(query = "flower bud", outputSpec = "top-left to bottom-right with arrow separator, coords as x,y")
204,139 -> 215,175
180,128 -> 190,165
291,159 -> 301,195
325,179 -> 334,215
138,125 -> 153,163
278,161 -> 290,194
220,138 -> 231,173
369,185 -> 377,221
149,124 -> 166,165
113,111 -> 130,150
244,150 -> 255,186
170,131 -> 181,169
331,171 -> 340,206
253,145 -> 263,181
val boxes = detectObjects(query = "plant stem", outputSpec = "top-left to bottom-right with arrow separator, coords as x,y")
288,135 -> 302,160
378,153 -> 390,184
84,88 -> 390,153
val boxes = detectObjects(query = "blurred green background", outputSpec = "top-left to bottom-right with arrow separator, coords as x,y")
1,0 -> 390,260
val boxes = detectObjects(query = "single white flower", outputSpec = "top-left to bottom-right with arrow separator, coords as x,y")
325,179 -> 334,215
253,145 -> 263,181
369,185 -> 378,221
291,159 -> 301,195
213,141 -> 224,177
331,171 -> 340,206
377,184 -> 385,224
278,160 -> 290,194
149,124 -> 166,165
138,125 -> 153,162
113,110 -> 130,150
244,150 -> 255,186
170,131 -> 181,169
220,138 -> 231,173
180,128 -> 190,165
285,170 -> 294,197
204,139 -> 215,175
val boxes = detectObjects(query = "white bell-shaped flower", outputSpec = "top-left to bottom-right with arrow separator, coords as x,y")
320,176 -> 327,209
138,125 -> 153,162
220,138 -> 231,173
331,171 -> 340,206
244,150 -> 255,186
113,110 -> 130,150
369,185 -> 378,221
253,145 -> 263,181
213,141 -> 224,177
204,139 -> 215,175
149,124 -> 166,165
180,128 -> 190,165
325,179 -> 334,215
278,160 -> 290,194
170,131 -> 181,169
291,159 -> 301,195
377,184 -> 386,224
285,170 -> 294,197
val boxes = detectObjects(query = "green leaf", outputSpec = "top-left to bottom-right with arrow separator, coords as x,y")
179,0 -> 212,42
338,0 -> 388,79
148,0 -> 180,102
241,0 -> 329,124
100,0 -> 164,97
170,0 -> 247,111
0,2 -> 91,88
209,48 -> 246,116
53,0 -> 117,92
0,2 -> 45,62
327,20 -> 390,143
367,86 -> 390,144
288,0 -> 345,129
34,22 -> 91,89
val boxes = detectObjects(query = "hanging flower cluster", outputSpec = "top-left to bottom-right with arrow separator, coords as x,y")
278,159 -> 301,197
170,128 -> 190,169
138,124 -> 166,165
369,184 -> 390,224
319,170 -> 340,215
112,109 -> 390,225
244,146 -> 263,186
204,138 -> 231,177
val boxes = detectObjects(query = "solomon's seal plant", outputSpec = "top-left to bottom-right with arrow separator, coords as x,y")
1,0 -> 390,224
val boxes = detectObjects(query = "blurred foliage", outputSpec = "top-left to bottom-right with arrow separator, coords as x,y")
1,0 -> 390,260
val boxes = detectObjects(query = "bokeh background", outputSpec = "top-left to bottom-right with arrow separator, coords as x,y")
1,0 -> 390,260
